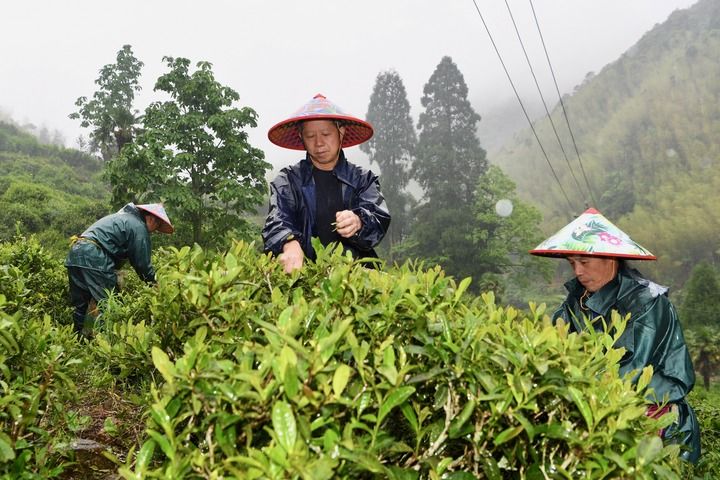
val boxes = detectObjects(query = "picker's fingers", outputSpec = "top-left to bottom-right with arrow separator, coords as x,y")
278,240 -> 304,273
334,210 -> 362,238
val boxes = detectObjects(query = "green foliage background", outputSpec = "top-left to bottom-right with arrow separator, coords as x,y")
0,122 -> 110,255
491,0 -> 720,288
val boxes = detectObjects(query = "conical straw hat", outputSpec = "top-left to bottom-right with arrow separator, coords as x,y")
268,93 -> 373,150
136,203 -> 174,234
529,208 -> 655,260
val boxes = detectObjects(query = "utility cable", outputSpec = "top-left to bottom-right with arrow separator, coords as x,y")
529,0 -> 598,209
503,0 -> 586,206
469,0 -> 575,215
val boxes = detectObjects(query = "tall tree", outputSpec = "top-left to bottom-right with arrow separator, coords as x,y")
361,70 -> 417,260
107,57 -> 270,247
414,56 -> 486,206
404,56 -> 489,282
70,45 -> 143,161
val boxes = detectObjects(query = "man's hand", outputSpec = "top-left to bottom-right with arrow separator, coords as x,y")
335,210 -> 362,238
278,239 -> 304,273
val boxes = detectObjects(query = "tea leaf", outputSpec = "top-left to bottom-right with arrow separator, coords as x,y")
147,429 -> 174,461
135,439 -> 156,472
333,364 -> 351,397
568,386 -> 594,429
378,386 -> 415,424
493,425 -> 523,446
636,365 -> 654,393
449,399 -> 476,438
272,401 -> 297,453
637,436 -> 664,466
151,346 -> 176,385
0,432 -> 15,462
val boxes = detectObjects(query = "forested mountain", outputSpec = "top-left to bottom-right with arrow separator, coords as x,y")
0,121 -> 110,253
491,0 -> 720,287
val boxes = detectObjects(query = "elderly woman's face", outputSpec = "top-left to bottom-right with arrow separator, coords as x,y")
566,256 -> 619,293
300,119 -> 345,170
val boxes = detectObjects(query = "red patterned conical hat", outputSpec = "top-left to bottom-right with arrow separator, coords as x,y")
529,208 -> 655,260
268,94 -> 373,150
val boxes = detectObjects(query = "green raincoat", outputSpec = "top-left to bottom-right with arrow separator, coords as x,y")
554,266 -> 700,463
65,203 -> 156,283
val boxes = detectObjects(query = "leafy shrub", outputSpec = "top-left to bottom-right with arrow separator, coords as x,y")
115,242 -> 683,479
0,236 -> 71,323
88,288 -> 160,385
682,385 -> 720,479
0,296 -> 82,479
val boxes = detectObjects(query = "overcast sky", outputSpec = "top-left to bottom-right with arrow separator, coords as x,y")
1,0 -> 698,172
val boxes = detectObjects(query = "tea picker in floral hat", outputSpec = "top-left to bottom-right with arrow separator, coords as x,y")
65,202 -> 174,338
263,94 -> 391,273
530,208 -> 700,463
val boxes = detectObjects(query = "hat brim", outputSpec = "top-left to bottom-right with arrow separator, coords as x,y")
529,248 -> 656,260
268,115 -> 373,150
154,220 -> 174,234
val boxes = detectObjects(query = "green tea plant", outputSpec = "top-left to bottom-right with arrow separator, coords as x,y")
682,385 -> 720,479
113,242 -> 683,479
0,235 -> 71,323
0,296 -> 82,479
88,288 -> 160,385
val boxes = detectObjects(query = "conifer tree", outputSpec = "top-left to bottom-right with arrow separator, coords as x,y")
405,56 -> 488,281
361,70 -> 417,259
414,56 -> 487,206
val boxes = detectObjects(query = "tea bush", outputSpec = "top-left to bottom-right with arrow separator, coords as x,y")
683,385 -> 720,479
0,296 -> 82,479
115,241 -> 683,479
0,235 -> 71,322
88,288 -> 160,385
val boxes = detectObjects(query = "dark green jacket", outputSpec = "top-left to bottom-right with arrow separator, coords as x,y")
554,266 -> 700,463
65,203 -> 155,283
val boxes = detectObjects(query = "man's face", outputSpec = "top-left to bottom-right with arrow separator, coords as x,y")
300,119 -> 345,170
145,215 -> 159,233
566,255 -> 618,293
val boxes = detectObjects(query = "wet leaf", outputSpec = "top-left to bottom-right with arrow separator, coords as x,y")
272,401 -> 297,453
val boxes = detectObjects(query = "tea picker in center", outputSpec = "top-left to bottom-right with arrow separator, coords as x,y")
263,94 -> 391,273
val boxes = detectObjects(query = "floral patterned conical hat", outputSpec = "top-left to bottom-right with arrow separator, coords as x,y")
268,94 -> 374,150
529,208 -> 655,260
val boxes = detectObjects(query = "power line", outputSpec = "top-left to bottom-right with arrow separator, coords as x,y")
503,0 -> 586,206
528,0 -> 598,208
469,0 -> 575,215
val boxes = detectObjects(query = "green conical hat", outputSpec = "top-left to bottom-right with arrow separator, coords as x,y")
529,208 -> 655,260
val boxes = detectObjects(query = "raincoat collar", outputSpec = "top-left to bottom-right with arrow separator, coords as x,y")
564,266 -> 668,319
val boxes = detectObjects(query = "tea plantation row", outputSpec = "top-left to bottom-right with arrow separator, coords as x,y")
1,236 -> 718,479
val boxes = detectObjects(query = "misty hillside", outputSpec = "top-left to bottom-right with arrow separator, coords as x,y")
0,121 -> 110,252
476,96 -> 545,155
490,0 -> 720,286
